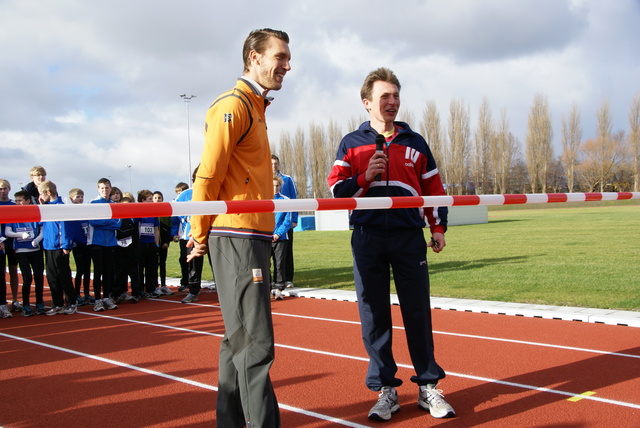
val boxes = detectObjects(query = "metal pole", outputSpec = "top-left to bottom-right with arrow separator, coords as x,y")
180,94 -> 196,185
127,165 -> 132,194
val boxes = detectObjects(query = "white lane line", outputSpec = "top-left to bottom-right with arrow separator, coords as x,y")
25,309 -> 640,410
0,331 -> 372,428
168,300 -> 640,360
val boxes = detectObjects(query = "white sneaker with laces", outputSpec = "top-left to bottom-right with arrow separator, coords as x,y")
418,384 -> 455,418
160,285 -> 174,295
368,386 -> 400,421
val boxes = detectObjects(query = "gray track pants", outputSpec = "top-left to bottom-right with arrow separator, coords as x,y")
209,235 -> 280,428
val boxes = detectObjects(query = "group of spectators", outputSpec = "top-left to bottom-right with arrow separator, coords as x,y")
0,162 -> 300,317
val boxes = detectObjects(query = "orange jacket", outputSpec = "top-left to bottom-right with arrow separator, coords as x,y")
190,79 -> 275,243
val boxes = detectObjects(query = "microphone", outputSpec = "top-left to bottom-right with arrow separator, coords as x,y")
374,134 -> 385,181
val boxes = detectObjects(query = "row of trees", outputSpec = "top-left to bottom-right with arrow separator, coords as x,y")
273,93 -> 640,199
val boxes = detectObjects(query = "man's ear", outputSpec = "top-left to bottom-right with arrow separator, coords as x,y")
249,49 -> 260,66
362,98 -> 370,112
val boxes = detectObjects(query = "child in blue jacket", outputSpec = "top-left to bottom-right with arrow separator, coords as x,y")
38,181 -> 78,315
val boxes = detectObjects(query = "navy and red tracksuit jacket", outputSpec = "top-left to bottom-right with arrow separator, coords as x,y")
327,121 -> 447,234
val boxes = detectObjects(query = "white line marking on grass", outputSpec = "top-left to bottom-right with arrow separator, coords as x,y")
0,331 -> 372,428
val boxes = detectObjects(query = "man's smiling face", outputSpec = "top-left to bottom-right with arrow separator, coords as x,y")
363,80 -> 400,126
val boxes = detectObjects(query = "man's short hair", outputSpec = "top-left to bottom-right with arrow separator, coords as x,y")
110,187 -> 123,199
360,67 -> 401,101
97,177 -> 112,187
0,179 -> 10,189
14,190 -> 30,200
137,189 -> 153,203
175,182 -> 189,192
69,188 -> 84,198
242,28 -> 289,73
38,180 -> 58,196
29,166 -> 47,177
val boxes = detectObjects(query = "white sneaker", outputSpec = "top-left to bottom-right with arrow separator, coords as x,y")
150,288 -> 164,298
368,386 -> 400,421
181,293 -> 199,303
46,306 -> 65,316
0,304 -> 13,318
160,285 -> 174,295
64,304 -> 77,315
418,384 -> 455,418
93,299 -> 105,312
272,289 -> 284,300
103,297 -> 118,310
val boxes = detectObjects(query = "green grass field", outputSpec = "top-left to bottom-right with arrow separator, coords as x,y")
160,203 -> 638,311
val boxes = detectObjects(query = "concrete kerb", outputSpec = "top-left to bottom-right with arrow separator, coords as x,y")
282,287 -> 640,328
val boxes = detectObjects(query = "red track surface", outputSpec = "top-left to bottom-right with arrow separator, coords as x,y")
1,287 -> 639,427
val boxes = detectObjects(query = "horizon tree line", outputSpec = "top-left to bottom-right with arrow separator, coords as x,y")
272,92 -> 640,199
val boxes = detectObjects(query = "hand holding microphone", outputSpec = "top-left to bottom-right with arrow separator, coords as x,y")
374,134 -> 385,181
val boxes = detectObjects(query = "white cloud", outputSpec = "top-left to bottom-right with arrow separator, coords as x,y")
0,0 -> 639,201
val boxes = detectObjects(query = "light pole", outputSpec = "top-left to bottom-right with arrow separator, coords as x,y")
126,165 -> 132,194
180,94 -> 196,185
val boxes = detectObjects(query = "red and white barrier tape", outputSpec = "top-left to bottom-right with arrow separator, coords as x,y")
0,192 -> 638,223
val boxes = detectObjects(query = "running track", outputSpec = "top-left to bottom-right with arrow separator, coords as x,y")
1,286 -> 639,427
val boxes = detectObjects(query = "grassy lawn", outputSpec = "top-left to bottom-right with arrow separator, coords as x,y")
157,203 -> 639,311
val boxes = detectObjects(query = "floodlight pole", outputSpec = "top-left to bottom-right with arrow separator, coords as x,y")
126,165 -> 132,194
180,94 -> 197,185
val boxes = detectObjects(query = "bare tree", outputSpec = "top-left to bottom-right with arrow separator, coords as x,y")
347,115 -> 367,133
399,108 -> 415,128
509,157 -> 529,194
473,97 -> 493,194
525,93 -> 554,193
547,157 -> 566,193
578,131 -> 626,192
447,98 -> 471,195
492,110 -> 518,194
308,122 -> 329,198
277,130 -> 294,176
629,93 -> 640,192
326,119 -> 342,175
560,102 -> 582,192
420,101 -> 446,183
576,100 -> 626,192
291,125 -> 308,198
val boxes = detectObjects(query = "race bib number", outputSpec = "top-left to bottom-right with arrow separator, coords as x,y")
16,227 -> 34,242
139,223 -> 154,236
117,236 -> 133,247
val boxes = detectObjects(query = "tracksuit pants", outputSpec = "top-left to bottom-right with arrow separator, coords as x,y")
208,235 -> 280,428
352,226 -> 446,391
44,249 -> 77,308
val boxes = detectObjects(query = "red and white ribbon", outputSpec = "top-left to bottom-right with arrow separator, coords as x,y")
0,192 -> 638,223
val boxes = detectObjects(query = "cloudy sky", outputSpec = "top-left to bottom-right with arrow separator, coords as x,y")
1,0 -> 639,201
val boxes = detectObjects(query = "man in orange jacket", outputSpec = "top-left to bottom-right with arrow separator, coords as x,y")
188,28 -> 291,428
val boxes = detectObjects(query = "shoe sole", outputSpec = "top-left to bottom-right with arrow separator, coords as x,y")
368,405 -> 400,421
417,402 -> 455,418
